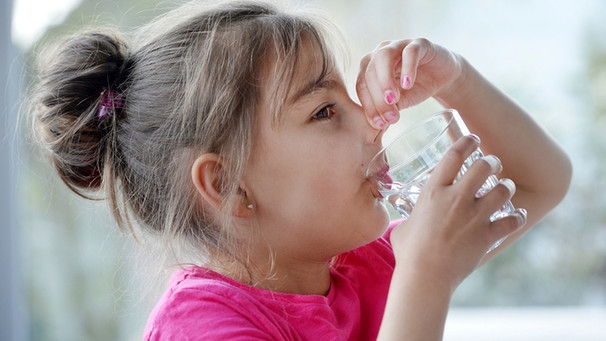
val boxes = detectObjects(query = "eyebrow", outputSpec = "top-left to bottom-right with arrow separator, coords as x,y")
287,73 -> 339,105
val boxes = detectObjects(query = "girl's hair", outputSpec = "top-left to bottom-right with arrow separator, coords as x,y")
29,0 -> 343,263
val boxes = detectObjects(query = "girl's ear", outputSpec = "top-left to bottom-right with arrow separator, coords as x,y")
191,154 -> 254,218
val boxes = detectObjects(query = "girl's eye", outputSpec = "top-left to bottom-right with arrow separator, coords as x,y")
312,105 -> 336,121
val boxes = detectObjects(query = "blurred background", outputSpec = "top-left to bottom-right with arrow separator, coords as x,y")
2,0 -> 605,340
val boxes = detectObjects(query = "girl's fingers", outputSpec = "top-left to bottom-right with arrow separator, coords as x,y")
357,41 -> 408,129
456,154 -> 526,251
427,135 -> 481,187
457,153 -> 519,223
356,56 -> 388,129
362,67 -> 400,126
478,177 -> 516,216
399,38 -> 431,90
456,154 -> 503,196
357,38 -> 458,128
358,90 -> 386,130
487,208 -> 527,247
370,41 -> 404,106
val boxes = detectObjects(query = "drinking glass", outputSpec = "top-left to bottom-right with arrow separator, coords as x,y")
366,109 -> 515,222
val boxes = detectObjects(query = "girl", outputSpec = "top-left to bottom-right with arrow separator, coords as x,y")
29,0 -> 571,340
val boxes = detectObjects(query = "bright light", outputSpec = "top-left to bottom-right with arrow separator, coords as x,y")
12,0 -> 81,49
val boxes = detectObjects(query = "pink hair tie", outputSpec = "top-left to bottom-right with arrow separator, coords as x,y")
98,89 -> 124,119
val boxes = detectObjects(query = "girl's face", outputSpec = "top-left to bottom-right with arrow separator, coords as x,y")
241,38 -> 390,263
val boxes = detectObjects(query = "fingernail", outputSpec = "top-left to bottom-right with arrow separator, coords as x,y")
373,116 -> 386,129
401,76 -> 411,89
483,155 -> 503,174
516,208 -> 528,225
469,134 -> 481,145
384,111 -> 398,124
384,90 -> 396,105
499,178 -> 516,195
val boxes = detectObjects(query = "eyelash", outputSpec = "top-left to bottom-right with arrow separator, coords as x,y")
312,104 -> 336,121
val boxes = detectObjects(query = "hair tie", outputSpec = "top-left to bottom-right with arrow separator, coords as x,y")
98,89 -> 124,119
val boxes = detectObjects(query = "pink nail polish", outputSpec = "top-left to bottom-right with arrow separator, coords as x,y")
373,116 -> 385,129
384,111 -> 398,124
384,90 -> 396,105
401,76 -> 411,89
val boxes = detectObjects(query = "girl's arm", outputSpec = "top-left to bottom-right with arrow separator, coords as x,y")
434,57 -> 572,257
357,37 -> 571,257
357,38 -> 572,340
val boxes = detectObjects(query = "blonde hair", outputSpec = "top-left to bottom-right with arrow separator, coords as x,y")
29,0 -> 344,263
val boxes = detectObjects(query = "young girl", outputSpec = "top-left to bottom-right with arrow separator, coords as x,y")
29,0 -> 571,340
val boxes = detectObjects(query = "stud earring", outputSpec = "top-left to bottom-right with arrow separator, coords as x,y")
247,204 -> 254,209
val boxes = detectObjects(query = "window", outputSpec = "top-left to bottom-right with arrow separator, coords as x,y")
8,0 -> 606,339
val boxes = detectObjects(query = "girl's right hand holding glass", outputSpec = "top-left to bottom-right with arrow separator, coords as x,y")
389,134 -> 528,291
378,135 -> 528,340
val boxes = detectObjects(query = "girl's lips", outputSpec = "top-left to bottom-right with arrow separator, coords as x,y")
369,173 -> 392,199
370,180 -> 384,199
367,160 -> 392,199
366,153 -> 391,199
378,164 -> 390,178
375,164 -> 392,185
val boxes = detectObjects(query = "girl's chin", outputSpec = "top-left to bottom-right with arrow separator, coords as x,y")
370,206 -> 392,237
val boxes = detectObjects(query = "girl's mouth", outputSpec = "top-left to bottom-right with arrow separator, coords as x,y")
370,182 -> 384,199
368,164 -> 392,199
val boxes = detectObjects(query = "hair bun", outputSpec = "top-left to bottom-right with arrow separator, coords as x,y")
31,29 -> 130,195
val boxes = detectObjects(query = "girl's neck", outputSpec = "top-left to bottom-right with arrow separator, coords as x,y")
208,253 -> 332,296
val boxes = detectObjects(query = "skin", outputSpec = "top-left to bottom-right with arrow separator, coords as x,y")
193,37 -> 391,294
238,38 -> 391,294
192,37 -> 572,340
357,38 -> 572,340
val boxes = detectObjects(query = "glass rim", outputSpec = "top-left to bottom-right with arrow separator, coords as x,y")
370,109 -> 459,172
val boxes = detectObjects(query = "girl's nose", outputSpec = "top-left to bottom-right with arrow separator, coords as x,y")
352,102 -> 385,145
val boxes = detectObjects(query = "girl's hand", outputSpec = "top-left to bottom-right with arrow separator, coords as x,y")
356,38 -> 463,129
389,135 -> 528,291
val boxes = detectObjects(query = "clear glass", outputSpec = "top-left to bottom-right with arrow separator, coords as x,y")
366,109 -> 515,229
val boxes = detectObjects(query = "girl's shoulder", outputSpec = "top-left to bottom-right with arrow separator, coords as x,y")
143,266 -> 305,340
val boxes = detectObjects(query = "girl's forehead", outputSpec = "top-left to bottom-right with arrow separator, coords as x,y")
262,35 -> 340,122
287,41 -> 337,100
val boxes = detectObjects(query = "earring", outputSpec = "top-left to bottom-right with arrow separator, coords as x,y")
247,204 -> 254,209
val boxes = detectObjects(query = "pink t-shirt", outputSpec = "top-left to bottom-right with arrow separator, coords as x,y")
144,223 -> 398,340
